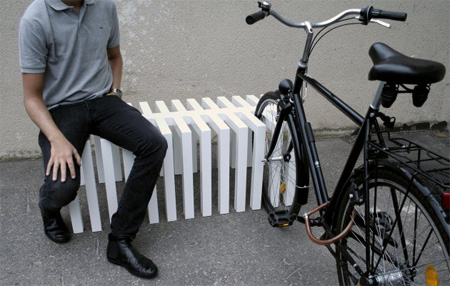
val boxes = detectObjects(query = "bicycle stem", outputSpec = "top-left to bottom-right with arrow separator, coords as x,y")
299,21 -> 314,67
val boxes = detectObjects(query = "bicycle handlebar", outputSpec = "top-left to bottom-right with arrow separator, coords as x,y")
360,6 -> 407,24
367,8 -> 407,21
246,11 -> 267,25
246,2 -> 407,27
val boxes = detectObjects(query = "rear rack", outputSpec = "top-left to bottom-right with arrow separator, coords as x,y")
369,132 -> 450,191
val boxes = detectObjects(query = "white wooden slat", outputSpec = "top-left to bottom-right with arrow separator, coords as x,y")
203,98 -> 239,169
93,136 -> 105,183
153,101 -> 182,221
218,96 -> 253,167
229,96 -> 257,168
249,121 -> 265,210
158,126 -> 177,222
100,139 -> 119,221
230,96 -> 266,210
172,115 -> 195,219
187,99 -> 231,215
69,140 -> 88,233
139,101 -> 152,114
250,126 -> 265,210
202,97 -> 249,213
245,94 -> 261,106
157,101 -> 182,176
171,100 -> 198,173
81,140 -> 102,232
231,95 -> 254,108
185,98 -> 203,110
68,196 -> 83,233
174,100 -> 212,215
111,144 -> 122,182
206,113 -> 231,214
199,99 -> 233,214
148,185 -> 159,224
122,149 -> 133,179
230,119 -> 248,213
189,114 -> 212,217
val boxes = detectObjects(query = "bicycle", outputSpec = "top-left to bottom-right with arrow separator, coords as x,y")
247,2 -> 449,285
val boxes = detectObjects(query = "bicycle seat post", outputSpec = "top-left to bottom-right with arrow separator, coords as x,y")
370,81 -> 386,110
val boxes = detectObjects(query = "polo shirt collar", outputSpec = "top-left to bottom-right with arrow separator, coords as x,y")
45,0 -> 95,11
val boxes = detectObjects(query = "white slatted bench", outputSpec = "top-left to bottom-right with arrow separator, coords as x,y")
67,95 -> 266,234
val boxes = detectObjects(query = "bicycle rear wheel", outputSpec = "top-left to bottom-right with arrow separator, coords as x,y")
254,91 -> 302,219
335,161 -> 450,285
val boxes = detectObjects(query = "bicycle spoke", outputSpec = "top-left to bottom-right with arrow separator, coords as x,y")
413,228 -> 433,266
335,168 -> 450,285
373,185 -> 410,272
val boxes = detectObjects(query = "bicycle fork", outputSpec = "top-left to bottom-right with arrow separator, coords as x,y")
265,91 -> 311,227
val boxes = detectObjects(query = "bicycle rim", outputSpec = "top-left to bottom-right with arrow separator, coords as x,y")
335,164 -> 450,285
255,92 -> 300,215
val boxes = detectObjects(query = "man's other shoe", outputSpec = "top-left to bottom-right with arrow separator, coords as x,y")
41,209 -> 71,244
107,234 -> 158,279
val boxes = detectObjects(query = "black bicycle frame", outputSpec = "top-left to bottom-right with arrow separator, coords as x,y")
269,65 -> 385,224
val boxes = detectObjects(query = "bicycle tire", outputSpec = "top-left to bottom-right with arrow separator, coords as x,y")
254,91 -> 303,217
334,160 -> 450,285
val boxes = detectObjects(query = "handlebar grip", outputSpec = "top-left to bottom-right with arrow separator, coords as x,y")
371,9 -> 407,21
246,11 -> 267,25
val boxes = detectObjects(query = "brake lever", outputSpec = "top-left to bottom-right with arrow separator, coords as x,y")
370,19 -> 391,28
355,16 -> 391,28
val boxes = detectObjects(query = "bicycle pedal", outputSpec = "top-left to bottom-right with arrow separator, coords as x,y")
268,211 -> 295,227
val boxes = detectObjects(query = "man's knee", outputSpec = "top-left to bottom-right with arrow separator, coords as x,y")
151,133 -> 168,164
137,131 -> 168,160
157,135 -> 168,157
40,178 -> 80,210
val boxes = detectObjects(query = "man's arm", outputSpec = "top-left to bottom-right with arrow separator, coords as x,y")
107,45 -> 123,91
22,73 -> 81,182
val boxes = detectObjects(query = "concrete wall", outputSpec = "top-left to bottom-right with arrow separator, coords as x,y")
1,0 -> 449,160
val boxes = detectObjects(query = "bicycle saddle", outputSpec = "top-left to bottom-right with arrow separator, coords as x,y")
368,42 -> 446,85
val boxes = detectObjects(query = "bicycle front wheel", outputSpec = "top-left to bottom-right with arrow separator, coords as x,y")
335,161 -> 450,285
254,91 -> 302,217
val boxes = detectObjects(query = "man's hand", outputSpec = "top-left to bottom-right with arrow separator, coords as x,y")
46,135 -> 81,182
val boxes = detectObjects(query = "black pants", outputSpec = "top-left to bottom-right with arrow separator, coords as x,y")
38,96 -> 167,239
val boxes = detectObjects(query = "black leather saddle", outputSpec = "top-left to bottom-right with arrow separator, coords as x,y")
368,42 -> 446,85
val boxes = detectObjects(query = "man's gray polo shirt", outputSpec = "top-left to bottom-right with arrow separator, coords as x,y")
19,0 -> 120,109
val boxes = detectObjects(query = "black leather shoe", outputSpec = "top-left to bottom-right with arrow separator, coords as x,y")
41,209 -> 71,244
107,234 -> 158,279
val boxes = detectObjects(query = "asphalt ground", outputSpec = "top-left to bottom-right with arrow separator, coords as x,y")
1,130 -> 448,286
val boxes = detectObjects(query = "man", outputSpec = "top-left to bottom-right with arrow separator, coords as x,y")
19,0 -> 167,279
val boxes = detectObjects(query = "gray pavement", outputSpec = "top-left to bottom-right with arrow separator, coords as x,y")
1,130 -> 448,286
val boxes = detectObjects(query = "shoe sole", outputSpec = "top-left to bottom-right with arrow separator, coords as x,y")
45,233 -> 71,244
107,256 -> 158,279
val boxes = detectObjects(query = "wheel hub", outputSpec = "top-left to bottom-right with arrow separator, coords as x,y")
359,270 -> 405,286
